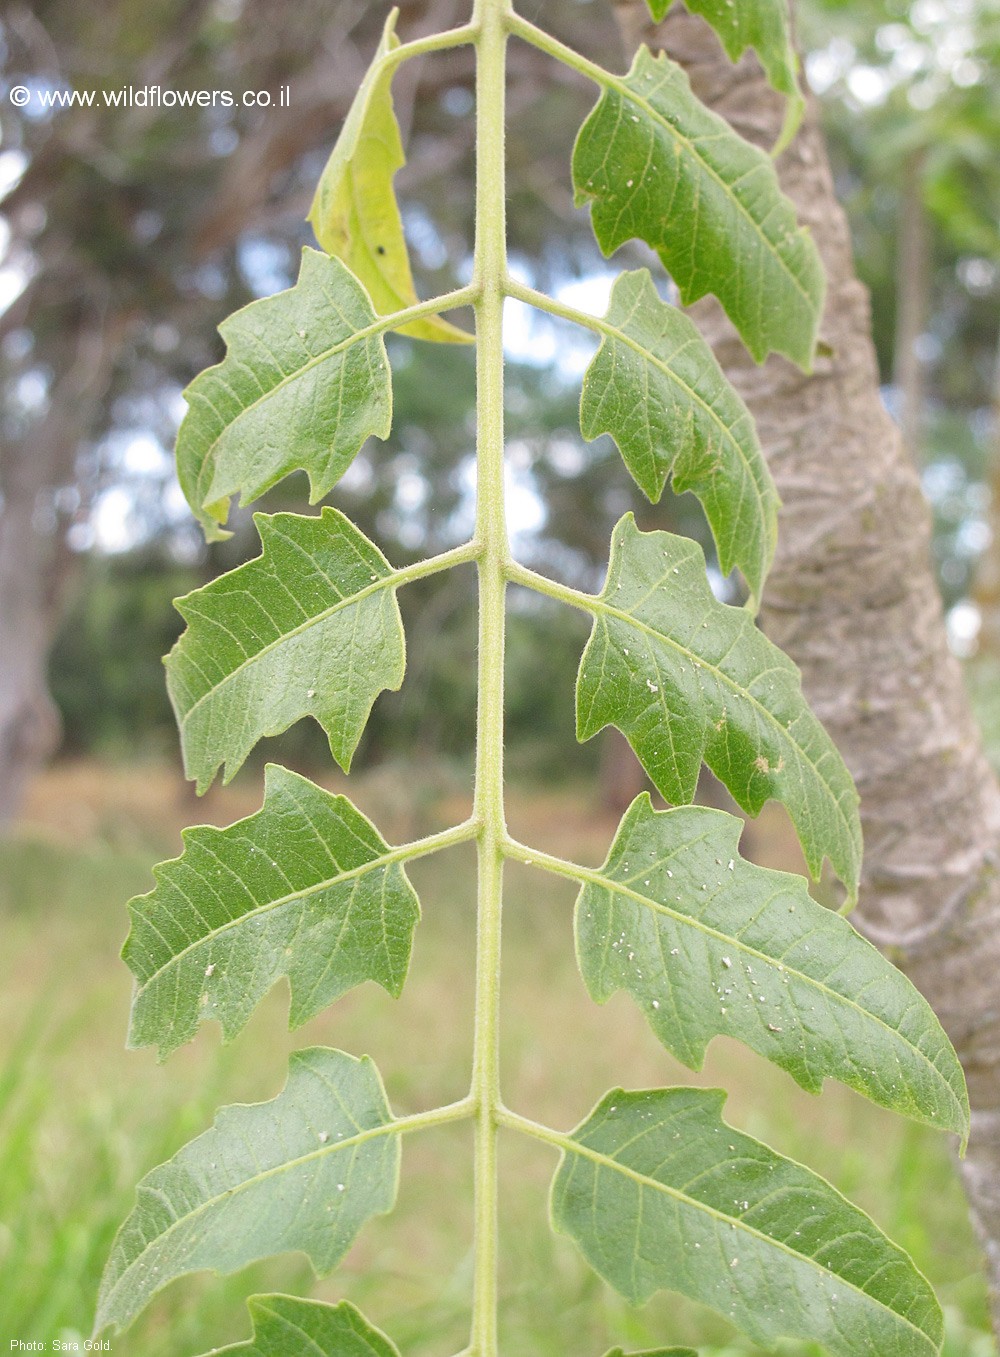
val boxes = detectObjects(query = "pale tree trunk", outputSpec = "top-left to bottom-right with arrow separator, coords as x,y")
0,315 -> 117,826
894,148 -> 931,462
612,0 -> 1000,1332
0,468 -> 64,824
972,330 -> 1000,660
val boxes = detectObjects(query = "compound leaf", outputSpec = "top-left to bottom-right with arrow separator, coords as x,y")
552,1088 -> 942,1357
576,796 -> 968,1139
166,508 -> 405,793
124,765 -> 421,1059
308,11 -> 470,345
572,46 -> 823,366
96,1048 -> 399,1334
178,248 -> 392,542
199,1294 -> 400,1357
580,269 -> 778,603
576,515 -> 861,900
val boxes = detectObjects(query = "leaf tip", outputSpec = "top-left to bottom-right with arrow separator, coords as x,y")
262,760 -> 297,795
944,1064 -> 971,1153
327,729 -> 355,775
771,92 -> 806,159
200,507 -> 233,544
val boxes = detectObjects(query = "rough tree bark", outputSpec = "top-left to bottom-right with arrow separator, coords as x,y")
894,147 -> 931,462
972,332 -> 1000,660
612,0 -> 1000,1333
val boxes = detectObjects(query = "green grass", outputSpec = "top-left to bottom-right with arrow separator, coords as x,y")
0,767 -> 994,1357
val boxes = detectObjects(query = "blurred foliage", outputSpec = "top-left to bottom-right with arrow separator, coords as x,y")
49,554 -> 194,758
799,0 -> 1000,386
798,0 -> 1000,632
2,0 -> 998,772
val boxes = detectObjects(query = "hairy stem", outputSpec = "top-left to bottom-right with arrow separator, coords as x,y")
383,19 -> 480,71
505,558 -> 596,611
378,283 -> 479,334
470,0 -> 511,1351
506,11 -> 612,87
393,539 -> 482,586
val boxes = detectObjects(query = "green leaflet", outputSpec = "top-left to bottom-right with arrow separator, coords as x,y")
199,1294 -> 400,1357
684,0 -> 802,150
95,1048 -> 399,1334
572,46 -> 823,367
645,0 -> 803,147
308,11 -> 470,346
166,508 -> 405,793
177,248 -> 392,542
124,765 -> 420,1059
576,796 -> 968,1139
575,515 -> 861,900
580,269 -> 778,603
552,1088 -> 942,1357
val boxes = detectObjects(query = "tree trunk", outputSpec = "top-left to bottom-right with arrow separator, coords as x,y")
894,147 -> 931,462
0,315 -> 117,827
612,0 -> 1000,1332
0,481 -> 63,824
972,327 -> 1000,661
